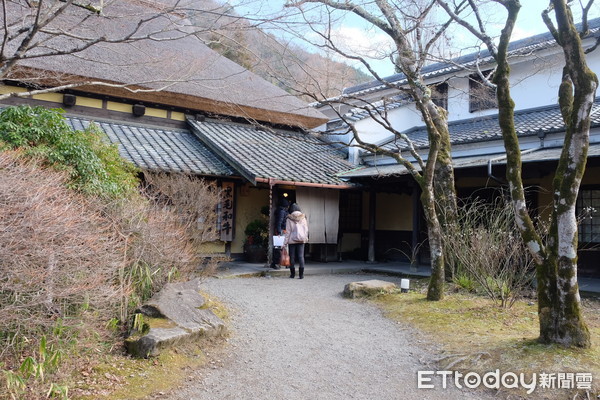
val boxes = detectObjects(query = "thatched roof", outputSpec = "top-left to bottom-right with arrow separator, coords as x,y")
6,0 -> 326,128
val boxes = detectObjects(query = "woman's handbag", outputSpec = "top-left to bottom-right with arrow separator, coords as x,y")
280,246 -> 290,267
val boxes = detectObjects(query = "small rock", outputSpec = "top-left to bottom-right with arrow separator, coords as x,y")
343,280 -> 398,298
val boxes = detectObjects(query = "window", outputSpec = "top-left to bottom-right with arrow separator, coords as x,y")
339,191 -> 362,232
577,189 -> 600,244
469,71 -> 497,112
431,82 -> 448,110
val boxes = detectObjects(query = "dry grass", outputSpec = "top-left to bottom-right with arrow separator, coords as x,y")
143,172 -> 222,244
373,280 -> 600,399
0,151 -> 123,365
442,197 -> 535,307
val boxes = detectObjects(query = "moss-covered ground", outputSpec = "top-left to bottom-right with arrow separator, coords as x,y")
65,291 -> 230,399
371,279 -> 600,399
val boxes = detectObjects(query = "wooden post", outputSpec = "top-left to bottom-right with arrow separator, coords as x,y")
225,241 -> 231,258
268,179 -> 275,266
411,183 -> 421,269
367,186 -> 376,263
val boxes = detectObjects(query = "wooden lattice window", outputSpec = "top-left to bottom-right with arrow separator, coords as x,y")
339,191 -> 362,232
577,188 -> 600,244
431,82 -> 448,110
469,71 -> 497,112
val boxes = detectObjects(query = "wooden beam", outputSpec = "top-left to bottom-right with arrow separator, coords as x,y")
367,187 -> 376,263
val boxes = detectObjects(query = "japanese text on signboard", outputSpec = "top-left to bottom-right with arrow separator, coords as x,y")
220,182 -> 235,241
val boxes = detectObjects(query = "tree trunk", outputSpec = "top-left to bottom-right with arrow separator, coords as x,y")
537,240 -> 591,347
536,0 -> 596,348
422,186 -> 445,301
433,121 -> 458,226
433,114 -> 458,280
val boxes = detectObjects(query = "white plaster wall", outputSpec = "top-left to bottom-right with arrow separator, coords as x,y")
446,75 -> 472,122
352,103 -> 423,145
510,53 -> 563,111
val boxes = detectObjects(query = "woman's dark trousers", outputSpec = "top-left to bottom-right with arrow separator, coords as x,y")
288,243 -> 305,279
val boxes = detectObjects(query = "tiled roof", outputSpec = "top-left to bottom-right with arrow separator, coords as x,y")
341,17 -> 600,97
188,119 -> 354,186
378,101 -> 600,153
337,94 -> 411,123
66,116 -> 235,176
339,143 -> 600,179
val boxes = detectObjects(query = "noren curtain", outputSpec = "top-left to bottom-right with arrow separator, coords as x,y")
296,187 -> 339,244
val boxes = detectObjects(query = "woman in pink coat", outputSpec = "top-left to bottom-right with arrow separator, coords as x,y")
284,203 -> 309,279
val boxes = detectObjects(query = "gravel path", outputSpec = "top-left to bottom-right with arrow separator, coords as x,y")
165,274 -> 491,400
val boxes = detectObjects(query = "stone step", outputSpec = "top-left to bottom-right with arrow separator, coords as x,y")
125,278 -> 226,358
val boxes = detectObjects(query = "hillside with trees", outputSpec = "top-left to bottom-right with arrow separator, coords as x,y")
188,1 -> 371,100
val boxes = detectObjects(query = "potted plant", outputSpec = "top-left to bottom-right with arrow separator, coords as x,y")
243,218 -> 268,263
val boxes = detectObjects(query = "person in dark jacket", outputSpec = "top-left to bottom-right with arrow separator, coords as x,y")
270,198 -> 289,269
284,203 -> 309,279
275,198 -> 289,236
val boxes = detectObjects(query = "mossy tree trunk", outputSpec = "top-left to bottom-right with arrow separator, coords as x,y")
422,100 -> 455,296
537,0 -> 595,347
432,112 -> 458,228
381,0 -> 455,300
433,116 -> 458,280
422,185 -> 445,301
439,0 -> 593,347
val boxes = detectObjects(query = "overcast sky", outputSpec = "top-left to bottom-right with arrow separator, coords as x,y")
232,1 -> 600,77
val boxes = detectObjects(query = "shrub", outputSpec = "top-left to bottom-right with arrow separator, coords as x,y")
0,105 -> 138,197
143,172 -> 222,245
442,195 -> 535,307
244,219 -> 269,247
107,195 -> 201,316
108,172 -> 223,313
0,151 -> 124,366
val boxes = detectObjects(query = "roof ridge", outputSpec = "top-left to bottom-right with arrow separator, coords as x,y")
337,17 -> 600,98
66,113 -> 190,133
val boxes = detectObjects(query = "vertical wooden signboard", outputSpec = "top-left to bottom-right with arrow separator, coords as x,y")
220,182 -> 235,242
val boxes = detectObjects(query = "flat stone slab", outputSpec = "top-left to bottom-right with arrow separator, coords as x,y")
126,278 -> 226,358
343,279 -> 398,299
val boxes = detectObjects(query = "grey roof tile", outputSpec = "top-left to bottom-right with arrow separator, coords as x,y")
65,116 -> 235,176
188,119 -> 354,186
378,101 -> 600,153
340,142 -> 600,178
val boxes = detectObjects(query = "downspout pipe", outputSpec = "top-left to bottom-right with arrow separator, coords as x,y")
487,153 -> 509,184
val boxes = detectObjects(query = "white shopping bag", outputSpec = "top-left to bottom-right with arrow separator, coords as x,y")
273,235 -> 285,247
